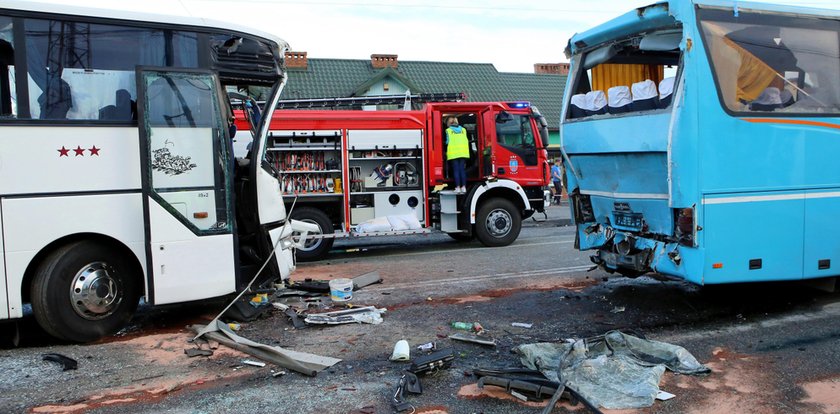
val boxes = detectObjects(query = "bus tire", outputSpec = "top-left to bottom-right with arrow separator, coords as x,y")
447,232 -> 474,242
31,241 -> 140,342
289,207 -> 334,262
475,198 -> 521,247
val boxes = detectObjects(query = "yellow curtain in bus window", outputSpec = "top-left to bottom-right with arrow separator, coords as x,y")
592,64 -> 664,96
149,127 -> 215,189
703,22 -> 777,107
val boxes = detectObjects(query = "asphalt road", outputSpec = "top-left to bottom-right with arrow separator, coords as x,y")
1,206 -> 838,414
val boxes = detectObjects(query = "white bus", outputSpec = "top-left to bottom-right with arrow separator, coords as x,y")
0,1 -> 312,342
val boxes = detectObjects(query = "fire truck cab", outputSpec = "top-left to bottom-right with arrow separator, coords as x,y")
237,100 -> 551,260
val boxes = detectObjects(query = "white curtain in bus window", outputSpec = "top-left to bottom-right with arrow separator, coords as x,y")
702,18 -> 840,114
23,19 -> 167,120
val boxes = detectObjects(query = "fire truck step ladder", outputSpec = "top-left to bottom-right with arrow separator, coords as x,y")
277,92 -> 465,110
439,191 -> 462,233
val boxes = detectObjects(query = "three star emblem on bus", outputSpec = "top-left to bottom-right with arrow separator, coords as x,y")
57,146 -> 101,157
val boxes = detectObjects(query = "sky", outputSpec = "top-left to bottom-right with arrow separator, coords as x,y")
26,0 -> 840,73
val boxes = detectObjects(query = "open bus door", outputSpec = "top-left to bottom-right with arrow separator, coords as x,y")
483,107 -> 542,180
137,68 -> 239,305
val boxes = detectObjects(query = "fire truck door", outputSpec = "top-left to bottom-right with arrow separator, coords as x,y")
489,110 -> 540,179
137,68 -> 237,305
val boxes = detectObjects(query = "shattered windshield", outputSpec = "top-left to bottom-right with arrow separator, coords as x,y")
699,8 -> 840,115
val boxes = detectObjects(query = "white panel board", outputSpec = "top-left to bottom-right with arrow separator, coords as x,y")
0,127 -> 142,195
2,193 -> 146,318
347,129 -> 422,150
373,190 -> 425,222
148,201 -> 236,304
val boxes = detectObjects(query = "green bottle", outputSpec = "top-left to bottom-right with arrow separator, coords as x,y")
451,321 -> 473,330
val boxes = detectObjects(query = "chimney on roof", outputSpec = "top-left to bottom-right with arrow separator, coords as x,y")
285,51 -> 308,69
371,54 -> 398,69
534,63 -> 570,75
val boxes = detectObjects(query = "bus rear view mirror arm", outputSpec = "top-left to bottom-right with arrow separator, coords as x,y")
289,219 -> 321,250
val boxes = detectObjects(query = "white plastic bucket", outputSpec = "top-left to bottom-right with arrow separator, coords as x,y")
329,278 -> 354,302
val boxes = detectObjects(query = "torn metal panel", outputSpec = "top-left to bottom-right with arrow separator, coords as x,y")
304,306 -> 386,325
189,321 -> 341,376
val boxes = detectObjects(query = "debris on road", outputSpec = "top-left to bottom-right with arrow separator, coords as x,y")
409,348 -> 454,374
184,348 -> 214,358
511,322 -> 533,329
417,341 -> 437,352
42,353 -> 78,371
393,347 -> 455,411
242,359 -> 267,368
656,390 -> 676,401
392,371 -> 422,412
304,306 -> 386,325
610,306 -> 626,313
189,321 -> 341,377
514,330 -> 710,410
390,340 -> 410,362
472,367 -> 603,414
449,332 -> 497,347
352,271 -> 382,290
451,321 -> 483,332
329,278 -> 354,302
288,278 -> 331,293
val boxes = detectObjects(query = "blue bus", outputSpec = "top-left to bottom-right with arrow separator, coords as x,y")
561,1 -> 840,285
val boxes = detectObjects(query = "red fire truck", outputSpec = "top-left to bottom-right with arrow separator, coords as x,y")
234,94 -> 551,260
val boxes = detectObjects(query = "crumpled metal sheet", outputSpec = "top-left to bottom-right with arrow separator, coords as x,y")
514,330 -> 710,410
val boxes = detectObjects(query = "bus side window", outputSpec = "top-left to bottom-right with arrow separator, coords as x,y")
0,16 -> 15,118
566,29 -> 682,120
19,19 -> 200,122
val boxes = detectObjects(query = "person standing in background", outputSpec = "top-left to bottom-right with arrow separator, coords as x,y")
445,116 -> 469,194
551,159 -> 564,204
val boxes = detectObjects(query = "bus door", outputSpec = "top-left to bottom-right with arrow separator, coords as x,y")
137,68 -> 237,305
487,110 -> 540,180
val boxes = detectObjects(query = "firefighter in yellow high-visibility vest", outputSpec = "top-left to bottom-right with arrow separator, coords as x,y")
445,116 -> 469,193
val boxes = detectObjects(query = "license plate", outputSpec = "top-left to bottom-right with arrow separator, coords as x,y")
613,211 -> 643,230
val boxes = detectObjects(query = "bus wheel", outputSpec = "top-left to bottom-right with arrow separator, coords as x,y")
31,241 -> 140,342
290,207 -> 334,262
475,198 -> 521,247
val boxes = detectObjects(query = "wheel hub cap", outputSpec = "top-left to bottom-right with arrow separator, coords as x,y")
70,262 -> 122,320
486,209 -> 512,237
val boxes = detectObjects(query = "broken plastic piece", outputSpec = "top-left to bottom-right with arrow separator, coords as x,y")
184,348 -> 214,357
417,342 -> 436,352
42,353 -> 78,371
449,332 -> 497,346
511,322 -> 533,329
352,271 -> 383,290
242,359 -> 266,367
390,340 -> 410,361
656,390 -> 676,401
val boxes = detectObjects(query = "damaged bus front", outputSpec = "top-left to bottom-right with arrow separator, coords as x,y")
561,1 -> 840,285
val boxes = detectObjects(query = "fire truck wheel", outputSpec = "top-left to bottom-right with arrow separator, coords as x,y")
290,207 -> 334,262
31,241 -> 140,342
475,198 -> 522,247
447,232 -> 474,242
